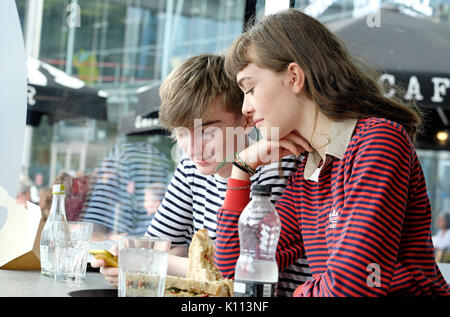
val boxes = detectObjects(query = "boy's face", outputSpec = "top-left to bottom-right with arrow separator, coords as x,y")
175,97 -> 246,176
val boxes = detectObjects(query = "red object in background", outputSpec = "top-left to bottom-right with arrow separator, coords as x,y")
65,175 -> 91,221
35,173 -> 43,187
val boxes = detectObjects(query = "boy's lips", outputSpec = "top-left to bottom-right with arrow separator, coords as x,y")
194,155 -> 215,165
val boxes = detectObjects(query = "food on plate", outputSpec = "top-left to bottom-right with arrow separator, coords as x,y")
164,275 -> 233,297
164,229 -> 234,297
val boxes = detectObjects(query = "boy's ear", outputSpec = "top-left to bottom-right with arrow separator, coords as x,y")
287,62 -> 305,95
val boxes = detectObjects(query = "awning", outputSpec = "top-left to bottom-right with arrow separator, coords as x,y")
328,7 -> 450,148
328,7 -> 450,110
119,82 -> 167,135
26,57 -> 108,126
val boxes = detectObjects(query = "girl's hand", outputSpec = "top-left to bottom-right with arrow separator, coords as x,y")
240,130 -> 313,170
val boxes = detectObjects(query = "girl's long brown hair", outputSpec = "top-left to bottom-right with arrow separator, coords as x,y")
225,9 -> 423,139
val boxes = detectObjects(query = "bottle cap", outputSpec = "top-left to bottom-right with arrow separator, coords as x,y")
52,184 -> 66,195
251,184 -> 271,196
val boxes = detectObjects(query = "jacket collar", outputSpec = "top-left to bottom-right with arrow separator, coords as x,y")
304,119 -> 358,180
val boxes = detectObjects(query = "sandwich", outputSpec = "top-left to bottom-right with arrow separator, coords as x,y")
164,229 -> 234,297
164,275 -> 233,297
187,228 -> 224,282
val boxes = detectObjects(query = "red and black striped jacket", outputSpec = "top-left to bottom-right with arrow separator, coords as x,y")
215,117 -> 450,296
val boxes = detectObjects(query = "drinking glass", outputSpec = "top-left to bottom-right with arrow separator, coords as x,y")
118,236 -> 171,297
54,221 -> 93,283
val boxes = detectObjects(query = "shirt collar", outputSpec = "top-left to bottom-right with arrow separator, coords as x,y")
304,119 -> 358,180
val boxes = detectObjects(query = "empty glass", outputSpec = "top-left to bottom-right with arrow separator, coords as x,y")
54,221 -> 93,284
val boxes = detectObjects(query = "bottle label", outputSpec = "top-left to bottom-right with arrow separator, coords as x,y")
233,280 -> 277,297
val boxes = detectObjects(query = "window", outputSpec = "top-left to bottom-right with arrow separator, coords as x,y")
14,0 -> 246,246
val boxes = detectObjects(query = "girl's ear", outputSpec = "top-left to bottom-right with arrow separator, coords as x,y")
287,62 -> 305,95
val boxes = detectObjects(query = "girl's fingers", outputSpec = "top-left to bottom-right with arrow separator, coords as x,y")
278,139 -> 302,156
285,132 -> 313,152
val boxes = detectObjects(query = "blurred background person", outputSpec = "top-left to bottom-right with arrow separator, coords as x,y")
38,171 -> 91,223
15,175 -> 33,208
82,141 -> 170,244
433,211 -> 450,251
143,182 -> 167,218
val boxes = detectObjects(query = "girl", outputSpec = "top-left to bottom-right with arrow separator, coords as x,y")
214,9 -> 450,296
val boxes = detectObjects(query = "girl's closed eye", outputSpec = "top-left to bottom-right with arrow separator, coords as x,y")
245,87 -> 254,95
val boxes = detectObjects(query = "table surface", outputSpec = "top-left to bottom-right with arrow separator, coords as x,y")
0,269 -> 116,297
1,263 -> 449,297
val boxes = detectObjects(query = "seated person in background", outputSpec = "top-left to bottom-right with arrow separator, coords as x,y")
82,142 -> 171,239
143,182 -> 166,217
433,212 -> 450,251
38,186 -> 52,221
39,171 -> 87,222
15,175 -> 32,208
92,53 -> 312,297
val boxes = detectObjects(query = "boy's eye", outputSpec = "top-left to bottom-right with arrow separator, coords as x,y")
202,127 -> 219,136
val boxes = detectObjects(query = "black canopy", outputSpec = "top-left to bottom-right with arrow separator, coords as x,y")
119,82 -> 167,136
328,7 -> 450,109
328,7 -> 450,147
26,57 -> 108,126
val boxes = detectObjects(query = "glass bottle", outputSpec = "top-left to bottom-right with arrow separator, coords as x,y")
40,184 -> 70,277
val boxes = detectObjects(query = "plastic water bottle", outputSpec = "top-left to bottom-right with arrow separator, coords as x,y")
40,184 -> 70,277
234,184 -> 281,297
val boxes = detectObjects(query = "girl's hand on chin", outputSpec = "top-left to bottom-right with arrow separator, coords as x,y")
239,131 -> 313,169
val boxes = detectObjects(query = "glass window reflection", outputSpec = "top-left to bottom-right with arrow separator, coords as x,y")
16,0 -> 246,245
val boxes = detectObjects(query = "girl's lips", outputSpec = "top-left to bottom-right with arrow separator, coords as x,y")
254,119 -> 264,128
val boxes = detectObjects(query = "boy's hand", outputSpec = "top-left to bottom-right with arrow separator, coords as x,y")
91,244 -> 119,287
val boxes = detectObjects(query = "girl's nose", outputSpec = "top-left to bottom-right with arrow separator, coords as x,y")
242,97 -> 254,117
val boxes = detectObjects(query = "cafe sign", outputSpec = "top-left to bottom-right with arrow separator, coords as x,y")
379,73 -> 450,108
134,115 -> 160,130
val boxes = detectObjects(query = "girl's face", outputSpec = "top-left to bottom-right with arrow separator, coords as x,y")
236,59 -> 300,140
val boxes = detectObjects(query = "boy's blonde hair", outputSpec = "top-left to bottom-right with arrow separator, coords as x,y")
158,54 -> 243,133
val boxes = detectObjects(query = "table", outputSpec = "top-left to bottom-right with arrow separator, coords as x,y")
0,269 -> 116,297
1,264 -> 449,297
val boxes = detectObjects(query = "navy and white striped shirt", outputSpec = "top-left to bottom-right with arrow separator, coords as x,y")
147,155 -> 312,296
82,142 -> 171,235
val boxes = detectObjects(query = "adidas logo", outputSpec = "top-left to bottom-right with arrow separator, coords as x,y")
329,209 -> 339,229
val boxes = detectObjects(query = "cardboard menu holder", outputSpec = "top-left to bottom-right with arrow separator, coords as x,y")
0,186 -> 44,270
